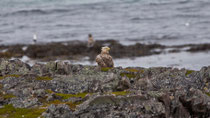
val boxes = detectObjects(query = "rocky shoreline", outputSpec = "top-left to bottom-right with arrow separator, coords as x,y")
1,40 -> 210,62
0,59 -> 210,118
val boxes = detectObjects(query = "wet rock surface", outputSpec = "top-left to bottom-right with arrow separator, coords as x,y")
0,40 -> 165,61
0,59 -> 209,118
0,40 -> 210,61
2,40 -> 210,62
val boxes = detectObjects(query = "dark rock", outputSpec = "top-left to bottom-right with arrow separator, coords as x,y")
9,97 -> 39,108
0,59 -> 30,75
115,77 -> 130,91
42,104 -> 75,118
0,59 -> 209,117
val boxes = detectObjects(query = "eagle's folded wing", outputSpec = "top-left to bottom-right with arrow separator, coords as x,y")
107,55 -> 114,67
96,55 -> 106,67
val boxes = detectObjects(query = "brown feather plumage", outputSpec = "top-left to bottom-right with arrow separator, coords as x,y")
96,54 -> 114,67
96,47 -> 114,67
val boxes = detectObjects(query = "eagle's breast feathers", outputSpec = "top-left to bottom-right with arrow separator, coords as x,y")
96,54 -> 114,67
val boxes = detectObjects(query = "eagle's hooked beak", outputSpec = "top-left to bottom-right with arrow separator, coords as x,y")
106,47 -> 110,51
102,46 -> 110,53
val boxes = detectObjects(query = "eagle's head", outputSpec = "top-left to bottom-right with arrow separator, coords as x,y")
101,46 -> 110,54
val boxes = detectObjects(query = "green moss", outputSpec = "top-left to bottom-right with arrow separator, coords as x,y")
0,104 -> 45,118
43,91 -> 90,110
3,94 -> 16,99
44,100 -> 82,111
6,75 -> 20,78
0,92 -> 16,99
124,68 -> 145,73
0,75 -> 20,80
66,101 -> 82,110
36,76 -> 52,81
0,52 -> 13,58
185,70 -> 195,76
206,92 -> 210,97
45,89 -> 53,94
125,68 -> 139,72
140,70 -> 144,73
46,90 -> 89,100
55,92 -> 88,99
46,100 -> 62,105
120,73 -> 136,79
112,91 -> 129,96
101,67 -> 112,72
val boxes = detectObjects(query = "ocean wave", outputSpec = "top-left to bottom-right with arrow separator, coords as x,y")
148,0 -> 189,6
175,14 -> 210,18
128,34 -> 180,41
10,9 -> 47,15
3,8 -> 70,17
0,30 -> 14,34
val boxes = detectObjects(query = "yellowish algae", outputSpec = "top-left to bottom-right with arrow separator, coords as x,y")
140,70 -> 144,73
112,91 -> 129,96
2,94 -> 16,99
120,68 -> 143,79
185,70 -> 195,76
55,92 -> 88,99
44,90 -> 90,110
0,104 -> 45,118
36,76 -> 52,81
125,68 -> 144,73
120,73 -> 136,79
206,92 -> 210,97
0,91 -> 16,99
0,52 -> 13,58
46,89 -> 88,99
45,89 -> 53,94
101,67 -> 112,72
44,100 -> 82,111
125,68 -> 139,72
0,75 -> 20,80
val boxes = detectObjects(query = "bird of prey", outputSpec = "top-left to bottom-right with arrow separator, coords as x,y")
96,46 -> 114,68
87,34 -> 95,47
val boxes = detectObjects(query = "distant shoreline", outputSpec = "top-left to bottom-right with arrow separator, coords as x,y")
0,40 -> 210,62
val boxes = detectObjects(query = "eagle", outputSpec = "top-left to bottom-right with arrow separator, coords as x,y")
96,46 -> 114,68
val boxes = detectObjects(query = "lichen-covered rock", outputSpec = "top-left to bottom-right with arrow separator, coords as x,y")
9,97 -> 40,108
0,59 -> 30,75
0,59 -> 210,118
42,104 -> 74,118
31,63 -> 49,76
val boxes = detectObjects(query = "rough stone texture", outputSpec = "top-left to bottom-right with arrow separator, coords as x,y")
0,59 -> 30,76
0,59 -> 209,118
0,40 -> 165,61
42,104 -> 74,118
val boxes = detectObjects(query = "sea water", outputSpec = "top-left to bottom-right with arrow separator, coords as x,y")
0,0 -> 210,45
